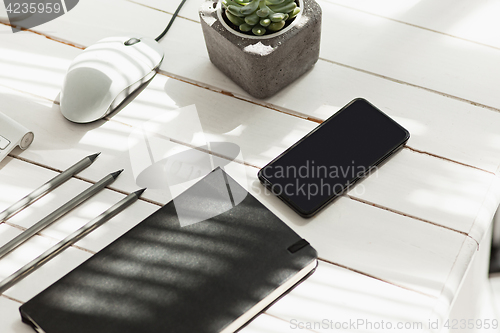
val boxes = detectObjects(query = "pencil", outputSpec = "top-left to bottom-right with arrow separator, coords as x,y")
0,188 -> 146,294
0,169 -> 123,259
0,153 -> 100,223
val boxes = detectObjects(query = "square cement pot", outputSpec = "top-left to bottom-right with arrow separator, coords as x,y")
199,0 -> 322,99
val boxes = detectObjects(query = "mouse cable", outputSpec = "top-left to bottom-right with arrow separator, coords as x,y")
155,0 -> 188,42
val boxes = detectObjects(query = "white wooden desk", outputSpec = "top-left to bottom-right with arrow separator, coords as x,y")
1,0 -> 500,332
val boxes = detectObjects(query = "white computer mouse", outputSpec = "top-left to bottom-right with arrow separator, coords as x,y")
60,36 -> 164,123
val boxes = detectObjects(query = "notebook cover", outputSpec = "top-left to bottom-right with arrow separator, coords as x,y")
19,168 -> 317,333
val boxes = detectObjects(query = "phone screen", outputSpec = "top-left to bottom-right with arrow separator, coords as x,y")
258,98 -> 410,217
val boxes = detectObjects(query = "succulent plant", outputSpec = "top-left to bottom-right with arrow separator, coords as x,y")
222,0 -> 300,36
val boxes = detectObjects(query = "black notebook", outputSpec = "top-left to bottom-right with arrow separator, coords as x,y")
20,168 -> 318,333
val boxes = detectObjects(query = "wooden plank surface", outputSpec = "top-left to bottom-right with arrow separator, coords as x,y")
316,0 -> 500,111
0,0 -> 499,331
0,88 -> 469,298
1,61 -> 496,246
129,0 -> 500,174
0,28 -> 497,242
0,86 -> 466,329
9,0 -> 500,175
266,261 -> 437,333
322,0 -> 500,49
0,296 -> 33,333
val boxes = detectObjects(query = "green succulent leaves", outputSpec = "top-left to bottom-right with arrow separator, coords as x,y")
222,0 -> 299,36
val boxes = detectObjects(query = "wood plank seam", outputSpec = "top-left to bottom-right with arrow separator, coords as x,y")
166,136 -> 262,169
405,146 -> 495,175
0,22 -> 85,50
318,57 -> 500,115
319,257 -> 438,299
125,0 -> 200,24
0,83 -> 55,105
346,195 -> 469,237
0,294 -> 23,304
263,313 -> 319,333
321,0 -> 500,52
156,69 -> 317,121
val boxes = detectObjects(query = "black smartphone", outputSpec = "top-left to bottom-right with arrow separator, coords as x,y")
258,98 -> 410,218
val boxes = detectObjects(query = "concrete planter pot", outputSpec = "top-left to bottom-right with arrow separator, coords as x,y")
199,0 -> 322,99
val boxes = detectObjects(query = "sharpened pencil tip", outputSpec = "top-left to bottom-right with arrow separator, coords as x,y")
110,169 -> 124,179
87,152 -> 101,162
134,188 -> 147,197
